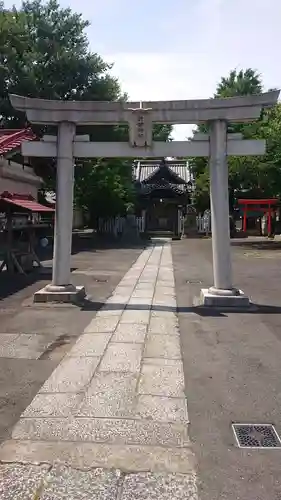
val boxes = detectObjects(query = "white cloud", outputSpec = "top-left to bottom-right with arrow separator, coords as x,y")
103,52 -> 218,140
100,0 -> 281,140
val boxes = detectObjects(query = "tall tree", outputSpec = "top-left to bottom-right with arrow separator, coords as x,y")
0,0 -> 172,220
189,69 -> 281,213
0,0 -> 122,125
75,158 -> 136,225
215,69 -> 262,98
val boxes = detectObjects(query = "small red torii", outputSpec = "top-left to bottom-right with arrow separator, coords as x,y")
237,198 -> 278,235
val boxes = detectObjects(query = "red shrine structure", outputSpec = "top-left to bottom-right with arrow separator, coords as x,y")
0,128 -> 41,198
237,198 -> 278,235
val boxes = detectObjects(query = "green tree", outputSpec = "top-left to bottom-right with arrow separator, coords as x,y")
75,158 -> 136,225
234,103 -> 281,198
189,69 -> 281,212
0,0 -> 122,124
0,0 -> 172,221
215,69 -> 262,98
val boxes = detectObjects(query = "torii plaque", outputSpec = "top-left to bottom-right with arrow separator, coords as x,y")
127,101 -> 153,147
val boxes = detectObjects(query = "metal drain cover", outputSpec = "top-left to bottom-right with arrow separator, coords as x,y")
232,423 -> 281,449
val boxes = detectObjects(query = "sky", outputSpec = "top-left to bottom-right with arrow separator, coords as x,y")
6,0 -> 281,140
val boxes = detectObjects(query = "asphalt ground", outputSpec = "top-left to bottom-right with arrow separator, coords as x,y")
173,236 -> 281,500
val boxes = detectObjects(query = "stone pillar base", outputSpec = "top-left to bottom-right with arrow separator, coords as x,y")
199,288 -> 250,308
34,285 -> 86,304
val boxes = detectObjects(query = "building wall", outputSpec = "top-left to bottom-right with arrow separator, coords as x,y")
0,177 -> 38,198
0,158 -> 42,199
73,208 -> 83,229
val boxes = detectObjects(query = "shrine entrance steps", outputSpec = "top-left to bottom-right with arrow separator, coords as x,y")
148,230 -> 181,240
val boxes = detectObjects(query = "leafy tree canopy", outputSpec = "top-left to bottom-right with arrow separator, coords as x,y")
0,0 -> 123,125
215,69 -> 263,98
189,68 -> 281,213
0,0 -> 172,220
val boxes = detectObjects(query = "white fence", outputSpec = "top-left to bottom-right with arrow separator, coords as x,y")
98,214 -> 210,236
196,215 -> 211,234
179,216 -> 185,235
98,216 -> 145,236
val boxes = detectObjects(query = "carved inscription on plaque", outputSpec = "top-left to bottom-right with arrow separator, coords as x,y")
127,101 -> 153,147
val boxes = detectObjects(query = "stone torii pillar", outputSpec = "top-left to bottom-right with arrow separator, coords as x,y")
204,121 -> 241,306
191,124 -> 280,307
209,120 -> 232,290
52,122 -> 76,292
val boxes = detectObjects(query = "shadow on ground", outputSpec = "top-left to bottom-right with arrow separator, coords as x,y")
79,298 -> 281,317
37,232 -> 147,262
0,272 -> 42,302
0,234 -> 148,302
231,239 -> 281,251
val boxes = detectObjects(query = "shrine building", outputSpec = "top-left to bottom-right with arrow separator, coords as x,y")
134,158 -> 194,236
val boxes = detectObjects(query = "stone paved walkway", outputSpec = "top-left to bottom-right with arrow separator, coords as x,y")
0,243 -> 143,446
0,241 -> 198,499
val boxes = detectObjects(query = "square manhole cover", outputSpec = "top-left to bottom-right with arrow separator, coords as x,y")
232,423 -> 281,449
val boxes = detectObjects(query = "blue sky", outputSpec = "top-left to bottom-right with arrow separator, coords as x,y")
5,0 -> 281,139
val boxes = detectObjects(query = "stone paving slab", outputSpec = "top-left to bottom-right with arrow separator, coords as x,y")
139,363 -> 185,397
68,333 -> 111,357
0,464 -> 198,499
22,393 -> 83,418
106,294 -> 130,305
115,285 -> 136,294
121,472 -> 198,500
39,356 -> 100,393
120,309 -> 150,324
151,310 -> 177,319
143,357 -> 182,366
128,297 -> 152,306
0,440 -> 196,473
84,316 -> 120,333
95,307 -> 122,317
75,372 -> 138,418
155,287 -> 176,296
148,316 -> 179,335
136,395 -> 189,423
41,464 -> 120,500
0,463 -> 50,500
98,342 -> 143,372
132,288 -> 154,298
112,323 -> 147,343
12,417 -> 189,447
145,333 -> 181,359
134,282 -> 155,290
153,297 -> 177,308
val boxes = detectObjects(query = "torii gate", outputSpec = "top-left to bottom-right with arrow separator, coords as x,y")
9,91 -> 279,306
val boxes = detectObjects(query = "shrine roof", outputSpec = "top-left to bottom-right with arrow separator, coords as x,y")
0,128 -> 36,155
134,159 -> 192,184
0,192 -> 54,212
139,181 -> 189,196
237,198 -> 278,205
